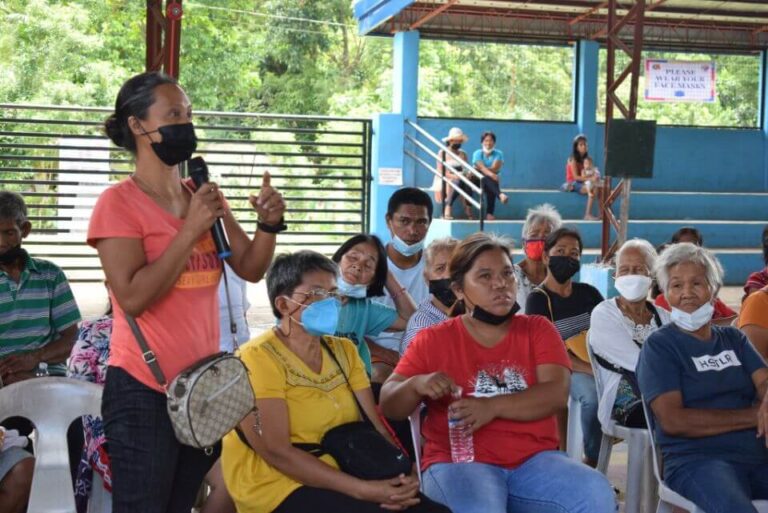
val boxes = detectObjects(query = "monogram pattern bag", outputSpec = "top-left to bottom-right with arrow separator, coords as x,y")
126,266 -> 254,451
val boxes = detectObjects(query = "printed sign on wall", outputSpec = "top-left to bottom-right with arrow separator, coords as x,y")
644,60 -> 716,103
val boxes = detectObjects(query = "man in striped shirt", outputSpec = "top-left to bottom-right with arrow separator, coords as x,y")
0,191 -> 81,385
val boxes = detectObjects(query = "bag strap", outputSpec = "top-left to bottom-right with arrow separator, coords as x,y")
126,315 -> 168,388
318,337 -> 372,426
125,258 -> 239,390
533,287 -> 555,323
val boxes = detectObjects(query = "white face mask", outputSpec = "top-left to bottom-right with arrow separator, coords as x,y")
614,275 -> 652,302
670,302 -> 715,332
337,275 -> 367,299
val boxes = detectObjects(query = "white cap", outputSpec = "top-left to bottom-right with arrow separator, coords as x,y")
442,127 -> 469,144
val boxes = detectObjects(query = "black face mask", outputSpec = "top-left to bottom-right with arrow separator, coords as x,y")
450,143 -> 461,151
0,245 -> 27,266
548,256 -> 581,284
429,279 -> 457,308
465,294 -> 520,325
141,122 -> 198,166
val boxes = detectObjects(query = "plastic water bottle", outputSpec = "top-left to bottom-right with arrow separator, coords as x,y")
448,386 -> 474,463
34,362 -> 49,378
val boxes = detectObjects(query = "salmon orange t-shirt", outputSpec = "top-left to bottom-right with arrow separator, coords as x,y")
87,178 -> 222,392
394,314 -> 571,471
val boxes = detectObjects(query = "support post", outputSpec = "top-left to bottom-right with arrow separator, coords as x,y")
145,1 -> 183,79
761,50 -> 768,191
600,0 -> 646,261
393,31 -> 420,121
576,40 -> 599,145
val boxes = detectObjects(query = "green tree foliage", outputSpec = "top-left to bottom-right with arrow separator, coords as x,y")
418,40 -> 574,121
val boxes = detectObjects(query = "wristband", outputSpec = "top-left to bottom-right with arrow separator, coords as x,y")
257,217 -> 287,234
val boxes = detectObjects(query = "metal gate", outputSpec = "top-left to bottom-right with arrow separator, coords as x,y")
0,104 -> 372,282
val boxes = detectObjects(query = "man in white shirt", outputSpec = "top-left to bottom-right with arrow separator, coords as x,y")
369,187 -> 432,384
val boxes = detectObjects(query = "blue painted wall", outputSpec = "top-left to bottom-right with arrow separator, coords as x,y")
415,118 -> 768,193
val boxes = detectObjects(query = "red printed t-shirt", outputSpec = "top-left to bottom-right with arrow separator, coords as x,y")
87,178 -> 222,392
654,294 -> 736,320
394,314 -> 571,470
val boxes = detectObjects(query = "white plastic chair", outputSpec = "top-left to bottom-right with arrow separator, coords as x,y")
566,395 -> 584,461
641,397 -> 768,513
0,377 -> 103,513
586,340 -> 656,513
408,404 -> 424,487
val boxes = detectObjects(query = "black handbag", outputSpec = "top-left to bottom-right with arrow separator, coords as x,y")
293,338 -> 412,480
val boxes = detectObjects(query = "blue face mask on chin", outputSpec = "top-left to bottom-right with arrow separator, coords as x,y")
286,297 -> 341,337
392,235 -> 424,257
337,275 -> 368,299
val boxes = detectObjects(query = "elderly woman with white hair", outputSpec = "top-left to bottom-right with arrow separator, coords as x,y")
637,243 -> 768,513
400,237 -> 459,356
589,239 -> 670,429
514,204 -> 562,311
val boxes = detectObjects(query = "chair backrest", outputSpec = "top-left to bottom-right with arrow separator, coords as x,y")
640,395 -> 665,486
0,377 -> 102,513
408,404 -> 424,485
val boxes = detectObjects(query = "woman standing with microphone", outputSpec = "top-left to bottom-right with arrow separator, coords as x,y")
87,72 -> 286,513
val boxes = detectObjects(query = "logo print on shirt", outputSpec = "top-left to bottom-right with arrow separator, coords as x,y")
472,366 -> 528,397
176,237 -> 222,289
691,350 -> 741,372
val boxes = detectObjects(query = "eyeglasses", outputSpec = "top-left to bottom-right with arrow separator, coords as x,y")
293,289 -> 342,302
393,216 -> 430,229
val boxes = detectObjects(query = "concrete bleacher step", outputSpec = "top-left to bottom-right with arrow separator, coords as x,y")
430,188 -> 768,222
427,219 -> 764,286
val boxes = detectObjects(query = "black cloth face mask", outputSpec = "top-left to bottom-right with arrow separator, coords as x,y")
429,279 -> 457,308
141,122 -> 198,166
450,143 -> 462,151
548,255 -> 581,284
465,294 -> 520,325
0,246 -> 27,266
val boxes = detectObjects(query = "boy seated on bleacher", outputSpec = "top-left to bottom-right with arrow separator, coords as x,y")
0,190 -> 81,385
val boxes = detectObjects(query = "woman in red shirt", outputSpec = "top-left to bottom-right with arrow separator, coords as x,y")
380,233 -> 615,513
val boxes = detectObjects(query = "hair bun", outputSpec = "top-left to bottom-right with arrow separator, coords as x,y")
104,114 -> 125,148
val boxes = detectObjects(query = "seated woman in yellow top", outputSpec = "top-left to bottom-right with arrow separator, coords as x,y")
221,250 -> 451,513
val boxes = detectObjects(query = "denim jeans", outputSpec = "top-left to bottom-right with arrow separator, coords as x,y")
665,458 -> 768,513
570,371 -> 602,462
102,366 -> 220,513
423,451 -> 615,513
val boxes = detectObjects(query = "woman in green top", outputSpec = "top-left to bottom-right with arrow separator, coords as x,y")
332,234 -> 416,377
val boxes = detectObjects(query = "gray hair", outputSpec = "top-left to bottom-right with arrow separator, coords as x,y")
522,203 -> 562,240
655,242 -> 723,296
424,237 -> 459,268
0,191 -> 28,227
266,250 -> 338,319
616,238 -> 657,273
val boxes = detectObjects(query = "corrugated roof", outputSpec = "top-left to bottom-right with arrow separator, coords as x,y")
356,0 -> 768,51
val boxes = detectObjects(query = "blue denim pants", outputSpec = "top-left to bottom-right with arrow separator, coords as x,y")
666,458 -> 768,513
102,366 -> 220,513
570,371 -> 603,462
422,450 -> 617,513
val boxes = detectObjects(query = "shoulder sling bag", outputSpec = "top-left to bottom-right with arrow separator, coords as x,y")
126,264 -> 255,452
534,286 -> 591,363
290,337 -> 412,480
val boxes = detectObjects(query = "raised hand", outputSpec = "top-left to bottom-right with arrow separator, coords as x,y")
249,171 -> 286,226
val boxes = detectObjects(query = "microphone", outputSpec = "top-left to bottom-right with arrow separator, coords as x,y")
188,156 -> 232,259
